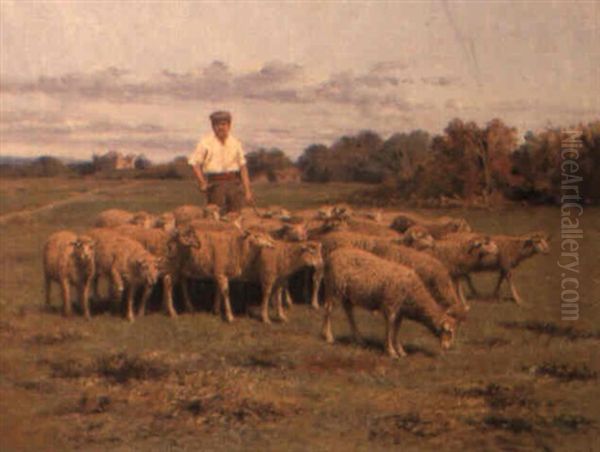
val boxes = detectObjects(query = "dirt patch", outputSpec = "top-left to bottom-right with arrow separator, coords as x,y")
44,352 -> 171,383
369,412 -> 450,443
525,362 -> 597,382
96,352 -> 170,383
302,353 -> 381,374
183,394 -> 286,426
467,337 -> 511,349
27,330 -> 85,346
480,414 -> 534,434
499,320 -> 600,341
454,382 -> 538,410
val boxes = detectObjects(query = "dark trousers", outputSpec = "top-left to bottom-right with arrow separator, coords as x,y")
207,180 -> 244,214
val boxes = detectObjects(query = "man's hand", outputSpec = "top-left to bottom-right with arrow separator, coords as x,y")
198,181 -> 208,192
244,190 -> 254,203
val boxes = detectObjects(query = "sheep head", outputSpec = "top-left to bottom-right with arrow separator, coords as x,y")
522,232 -> 551,256
403,225 -> 434,250
299,242 -> 323,267
438,315 -> 457,351
131,212 -> 154,228
136,258 -> 159,286
243,230 -> 275,249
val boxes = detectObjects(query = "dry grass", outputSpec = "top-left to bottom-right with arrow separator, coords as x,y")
0,178 -> 598,451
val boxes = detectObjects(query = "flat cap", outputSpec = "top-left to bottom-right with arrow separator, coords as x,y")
209,110 -> 232,123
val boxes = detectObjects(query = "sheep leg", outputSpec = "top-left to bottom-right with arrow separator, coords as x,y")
384,311 -> 400,359
321,296 -> 335,344
282,282 -> 293,308
137,285 -> 153,317
506,272 -> 524,305
59,278 -> 72,317
392,316 -> 408,358
273,281 -> 288,322
492,272 -> 506,299
123,284 -> 135,322
162,274 -> 177,318
464,274 -> 480,298
110,267 -> 124,302
260,279 -> 275,324
216,276 -> 234,323
455,279 -> 469,308
311,266 -> 324,310
342,300 -> 362,344
81,276 -> 92,320
181,278 -> 195,312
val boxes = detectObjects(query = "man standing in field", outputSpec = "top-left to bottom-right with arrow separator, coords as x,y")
188,111 -> 253,214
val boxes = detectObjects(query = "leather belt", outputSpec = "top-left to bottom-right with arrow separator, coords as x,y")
207,171 -> 240,182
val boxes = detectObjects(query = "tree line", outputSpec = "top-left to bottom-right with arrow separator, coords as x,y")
1,118 -> 598,204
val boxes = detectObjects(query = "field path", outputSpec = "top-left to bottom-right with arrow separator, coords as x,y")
0,181 -> 144,225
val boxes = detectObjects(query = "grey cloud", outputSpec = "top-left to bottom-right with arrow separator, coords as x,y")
1,60 -> 458,113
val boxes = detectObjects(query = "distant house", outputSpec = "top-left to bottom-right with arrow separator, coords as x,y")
92,151 -> 138,171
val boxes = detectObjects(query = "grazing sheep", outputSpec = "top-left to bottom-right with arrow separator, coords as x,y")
175,227 -> 275,322
319,231 -> 468,315
322,248 -> 458,358
172,204 -> 220,225
310,215 -> 400,239
255,241 -> 323,323
390,212 -> 471,238
465,231 -> 551,305
412,232 -> 500,305
87,228 -> 161,321
94,208 -> 155,229
43,231 -> 95,318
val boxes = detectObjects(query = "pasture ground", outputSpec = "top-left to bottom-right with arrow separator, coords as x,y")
0,178 -> 599,451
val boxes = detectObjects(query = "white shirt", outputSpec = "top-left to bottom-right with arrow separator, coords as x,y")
188,133 -> 247,174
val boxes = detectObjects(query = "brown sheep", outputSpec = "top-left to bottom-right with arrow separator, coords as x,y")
465,231 -> 551,305
43,231 -> 95,318
322,248 -> 458,358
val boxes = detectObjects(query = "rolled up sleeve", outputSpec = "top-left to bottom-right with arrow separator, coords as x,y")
188,142 -> 207,167
237,143 -> 247,166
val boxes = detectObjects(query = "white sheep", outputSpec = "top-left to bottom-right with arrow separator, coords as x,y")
464,231 -> 551,305
253,241 -> 323,323
322,247 -> 458,358
390,212 -> 471,238
87,228 -> 161,321
43,231 -> 95,318
175,227 -> 275,322
319,231 -> 468,315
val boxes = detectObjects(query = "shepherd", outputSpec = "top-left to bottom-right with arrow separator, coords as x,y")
188,110 -> 254,215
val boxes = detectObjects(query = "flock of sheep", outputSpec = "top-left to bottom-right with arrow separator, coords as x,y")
43,203 -> 550,358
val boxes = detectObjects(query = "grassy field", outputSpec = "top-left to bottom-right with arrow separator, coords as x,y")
0,178 -> 599,451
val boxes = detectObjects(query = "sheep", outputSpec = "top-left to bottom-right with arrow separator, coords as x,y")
244,216 -> 308,242
43,231 -> 95,318
322,247 -> 458,358
253,241 -> 323,323
175,227 -> 275,322
94,208 -> 155,228
172,204 -> 220,225
310,215 -> 400,239
86,228 -> 161,321
319,231 -> 468,315
464,231 -> 551,305
408,232 -> 500,306
154,212 -> 176,232
112,224 -> 183,317
390,212 -> 471,238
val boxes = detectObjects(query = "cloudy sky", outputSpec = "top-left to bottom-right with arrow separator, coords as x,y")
1,1 -> 598,162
